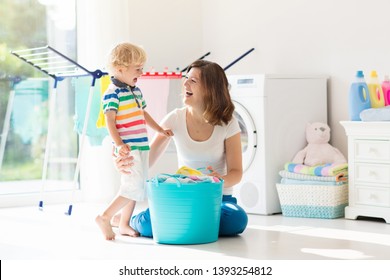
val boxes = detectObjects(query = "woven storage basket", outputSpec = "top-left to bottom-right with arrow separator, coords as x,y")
147,175 -> 223,245
276,183 -> 348,219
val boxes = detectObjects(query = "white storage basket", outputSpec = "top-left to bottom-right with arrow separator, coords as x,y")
276,183 -> 348,219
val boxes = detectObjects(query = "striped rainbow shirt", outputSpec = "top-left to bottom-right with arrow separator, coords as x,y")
102,83 -> 150,151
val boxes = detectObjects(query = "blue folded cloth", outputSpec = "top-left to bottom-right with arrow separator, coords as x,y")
360,105 -> 390,121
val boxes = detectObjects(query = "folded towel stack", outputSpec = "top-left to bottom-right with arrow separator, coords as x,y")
281,162 -> 348,184
276,162 -> 349,219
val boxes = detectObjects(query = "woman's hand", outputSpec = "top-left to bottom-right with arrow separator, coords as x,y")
206,166 -> 222,179
113,154 -> 134,174
116,144 -> 131,157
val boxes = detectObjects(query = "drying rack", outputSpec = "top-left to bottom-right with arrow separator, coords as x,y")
138,47 -> 254,78
0,76 -> 23,173
11,46 -> 107,215
223,48 -> 254,71
139,51 -> 212,78
180,48 -> 256,72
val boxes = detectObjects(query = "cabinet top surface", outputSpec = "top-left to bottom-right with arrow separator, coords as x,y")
340,121 -> 390,137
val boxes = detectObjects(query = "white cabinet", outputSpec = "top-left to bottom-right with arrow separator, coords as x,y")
340,121 -> 390,223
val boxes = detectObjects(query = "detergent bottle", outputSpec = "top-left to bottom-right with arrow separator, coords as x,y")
348,70 -> 371,121
381,75 -> 390,106
367,70 -> 385,108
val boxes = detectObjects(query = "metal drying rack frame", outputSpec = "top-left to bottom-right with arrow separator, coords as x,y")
11,45 -> 107,215
0,76 -> 23,174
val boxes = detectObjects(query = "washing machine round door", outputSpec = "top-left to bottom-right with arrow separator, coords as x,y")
233,101 -> 257,172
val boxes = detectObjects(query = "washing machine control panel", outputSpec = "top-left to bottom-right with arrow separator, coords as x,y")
237,78 -> 255,85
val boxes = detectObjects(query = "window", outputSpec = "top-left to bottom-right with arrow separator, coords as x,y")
0,0 -> 77,202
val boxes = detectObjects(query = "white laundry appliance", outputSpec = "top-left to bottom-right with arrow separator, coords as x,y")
228,74 -> 328,215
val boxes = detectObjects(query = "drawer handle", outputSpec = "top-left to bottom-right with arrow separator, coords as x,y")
368,147 -> 377,154
368,170 -> 377,177
368,194 -> 377,201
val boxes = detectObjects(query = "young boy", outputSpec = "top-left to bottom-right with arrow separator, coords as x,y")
95,43 -> 173,240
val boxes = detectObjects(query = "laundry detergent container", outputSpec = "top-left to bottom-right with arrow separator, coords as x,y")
147,175 -> 223,245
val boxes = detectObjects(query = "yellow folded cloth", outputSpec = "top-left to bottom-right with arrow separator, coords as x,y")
176,166 -> 203,176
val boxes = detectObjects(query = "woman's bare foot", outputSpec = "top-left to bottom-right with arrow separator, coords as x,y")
119,224 -> 140,237
111,213 -> 121,227
95,215 -> 116,240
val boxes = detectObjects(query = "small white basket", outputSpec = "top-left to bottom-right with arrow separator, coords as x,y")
276,183 -> 348,219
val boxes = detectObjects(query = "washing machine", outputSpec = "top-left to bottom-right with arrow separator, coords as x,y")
228,74 -> 328,215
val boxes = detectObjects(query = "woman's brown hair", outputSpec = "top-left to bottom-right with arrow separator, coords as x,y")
187,60 -> 235,126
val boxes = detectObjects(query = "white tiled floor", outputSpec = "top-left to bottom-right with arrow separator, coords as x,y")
1,202 -> 390,260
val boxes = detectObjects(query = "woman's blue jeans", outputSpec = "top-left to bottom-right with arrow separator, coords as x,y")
130,195 -> 248,238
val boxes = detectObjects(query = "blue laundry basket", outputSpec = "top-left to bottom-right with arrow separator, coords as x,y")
147,175 -> 223,245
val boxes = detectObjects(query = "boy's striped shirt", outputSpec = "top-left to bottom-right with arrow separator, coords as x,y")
102,84 -> 149,151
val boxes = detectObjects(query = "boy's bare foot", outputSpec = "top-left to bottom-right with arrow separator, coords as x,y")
95,215 -> 116,240
119,224 -> 140,237
111,213 -> 121,227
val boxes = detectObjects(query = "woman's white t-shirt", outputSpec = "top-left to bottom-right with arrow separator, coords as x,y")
160,107 -> 241,195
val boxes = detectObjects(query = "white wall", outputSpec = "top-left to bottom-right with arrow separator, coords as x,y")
77,0 -> 390,202
200,0 -> 390,156
77,0 -> 203,72
77,0 -> 202,202
79,0 -> 390,157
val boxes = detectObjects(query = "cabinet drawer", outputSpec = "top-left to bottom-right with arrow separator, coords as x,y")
355,186 -> 390,207
355,163 -> 390,185
354,140 -> 390,162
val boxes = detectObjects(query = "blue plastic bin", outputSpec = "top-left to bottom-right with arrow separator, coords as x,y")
147,175 -> 223,245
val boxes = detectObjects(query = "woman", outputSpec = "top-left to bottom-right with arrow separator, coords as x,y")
114,60 -> 248,237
